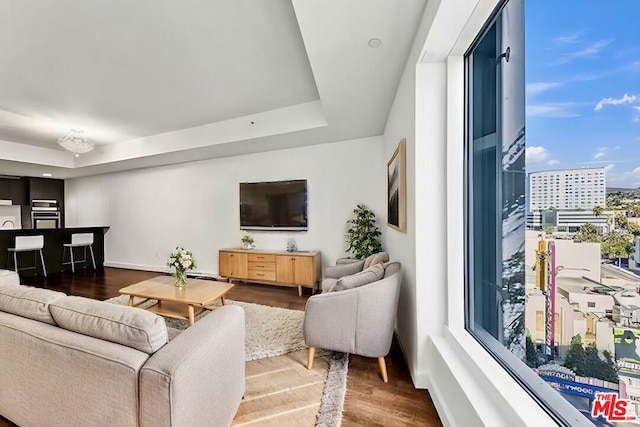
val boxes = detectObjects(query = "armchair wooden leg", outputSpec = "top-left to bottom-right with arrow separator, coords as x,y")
378,356 -> 388,383
307,346 -> 316,370
297,284 -> 302,297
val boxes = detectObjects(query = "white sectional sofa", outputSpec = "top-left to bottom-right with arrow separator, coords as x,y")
0,279 -> 245,427
0,269 -> 19,287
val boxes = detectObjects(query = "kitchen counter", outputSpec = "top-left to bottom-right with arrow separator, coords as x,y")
0,226 -> 109,274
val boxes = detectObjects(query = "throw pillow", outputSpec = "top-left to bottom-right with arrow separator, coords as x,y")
50,296 -> 168,354
0,284 -> 66,325
323,260 -> 365,279
330,263 -> 385,292
363,252 -> 389,269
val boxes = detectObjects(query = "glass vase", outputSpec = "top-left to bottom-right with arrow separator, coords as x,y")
174,269 -> 187,288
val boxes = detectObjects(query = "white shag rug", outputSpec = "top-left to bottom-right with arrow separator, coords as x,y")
316,352 -> 349,427
105,295 -> 306,361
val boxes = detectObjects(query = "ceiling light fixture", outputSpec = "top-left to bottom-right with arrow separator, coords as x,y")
368,38 -> 382,48
42,173 -> 52,177
58,129 -> 94,156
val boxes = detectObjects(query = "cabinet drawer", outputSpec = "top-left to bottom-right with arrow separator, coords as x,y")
248,270 -> 276,281
248,261 -> 276,272
248,253 -> 276,263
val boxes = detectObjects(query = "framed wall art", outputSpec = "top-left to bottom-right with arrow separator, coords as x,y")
387,138 -> 406,232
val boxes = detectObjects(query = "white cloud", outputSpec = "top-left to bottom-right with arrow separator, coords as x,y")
634,116 -> 640,123
594,152 -> 606,159
633,167 -> 640,178
615,145 -> 621,150
526,82 -> 562,96
527,103 -> 581,118
594,93 -> 637,111
554,39 -> 614,65
554,31 -> 584,44
634,106 -> 640,112
526,146 -> 550,164
570,73 -> 607,82
604,164 -> 616,172
547,159 -> 560,165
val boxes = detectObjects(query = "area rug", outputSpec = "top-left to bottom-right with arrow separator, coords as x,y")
105,295 -> 348,426
105,295 -> 306,360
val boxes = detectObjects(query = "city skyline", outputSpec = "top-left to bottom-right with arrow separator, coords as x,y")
525,1 -> 640,189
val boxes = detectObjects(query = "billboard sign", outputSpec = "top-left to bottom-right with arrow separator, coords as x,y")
614,328 -> 640,379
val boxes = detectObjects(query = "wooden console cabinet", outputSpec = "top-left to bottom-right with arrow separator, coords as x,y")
219,248 -> 321,296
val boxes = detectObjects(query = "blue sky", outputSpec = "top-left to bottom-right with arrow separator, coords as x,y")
525,1 -> 640,188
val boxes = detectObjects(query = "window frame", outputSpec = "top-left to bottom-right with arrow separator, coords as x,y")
461,1 -> 596,425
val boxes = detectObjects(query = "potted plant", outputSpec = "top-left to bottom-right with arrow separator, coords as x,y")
345,204 -> 382,259
241,234 -> 255,250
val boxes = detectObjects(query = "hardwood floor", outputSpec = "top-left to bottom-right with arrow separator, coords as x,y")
1,268 -> 442,426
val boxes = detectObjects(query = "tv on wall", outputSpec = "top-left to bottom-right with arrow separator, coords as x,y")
240,180 -> 308,231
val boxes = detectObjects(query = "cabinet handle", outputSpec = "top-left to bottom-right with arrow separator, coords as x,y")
257,256 -> 265,259
257,273 -> 264,276
230,254 -> 234,257
291,258 -> 295,261
257,265 -> 264,268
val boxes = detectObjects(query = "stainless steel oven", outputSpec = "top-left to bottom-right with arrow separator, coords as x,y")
31,200 -> 60,229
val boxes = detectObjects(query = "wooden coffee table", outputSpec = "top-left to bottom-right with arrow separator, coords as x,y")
119,275 -> 234,326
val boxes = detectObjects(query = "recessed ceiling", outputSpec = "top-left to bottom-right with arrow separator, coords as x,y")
0,0 -> 426,178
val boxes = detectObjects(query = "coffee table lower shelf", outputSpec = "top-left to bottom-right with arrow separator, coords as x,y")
148,301 -> 210,324
119,276 -> 234,326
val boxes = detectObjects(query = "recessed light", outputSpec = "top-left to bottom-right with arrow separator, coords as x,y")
368,38 -> 382,48
74,153 -> 80,158
42,173 -> 52,177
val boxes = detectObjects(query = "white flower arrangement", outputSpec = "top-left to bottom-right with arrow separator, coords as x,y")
167,247 -> 196,272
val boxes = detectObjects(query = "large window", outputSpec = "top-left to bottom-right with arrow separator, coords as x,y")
465,0 -> 526,358
466,1 -> 640,425
464,0 -> 579,424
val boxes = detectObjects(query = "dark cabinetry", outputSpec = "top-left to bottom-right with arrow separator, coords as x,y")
29,178 -> 64,202
0,178 -> 27,204
0,177 -> 64,228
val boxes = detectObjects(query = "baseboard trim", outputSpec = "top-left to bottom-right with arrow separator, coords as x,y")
394,330 -> 430,389
103,262 -> 223,280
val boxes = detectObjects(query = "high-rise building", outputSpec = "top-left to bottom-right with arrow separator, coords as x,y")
528,167 -> 606,211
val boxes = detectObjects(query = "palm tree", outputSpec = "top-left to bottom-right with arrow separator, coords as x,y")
593,205 -> 604,217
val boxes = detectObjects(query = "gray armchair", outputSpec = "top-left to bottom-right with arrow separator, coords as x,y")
303,261 -> 402,382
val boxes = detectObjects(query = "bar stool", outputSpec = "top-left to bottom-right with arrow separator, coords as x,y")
62,233 -> 96,273
7,235 -> 47,277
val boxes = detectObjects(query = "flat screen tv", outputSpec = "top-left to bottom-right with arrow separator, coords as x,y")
240,180 -> 308,230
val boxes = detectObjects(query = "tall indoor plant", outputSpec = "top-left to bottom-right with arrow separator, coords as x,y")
345,204 -> 382,259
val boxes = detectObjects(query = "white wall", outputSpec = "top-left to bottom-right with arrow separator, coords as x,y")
65,136 -> 385,274
382,0 -> 441,388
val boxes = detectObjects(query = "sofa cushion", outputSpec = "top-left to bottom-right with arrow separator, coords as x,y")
329,263 -> 385,292
0,269 -> 20,287
50,296 -> 168,354
0,284 -> 66,325
363,252 -> 389,269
